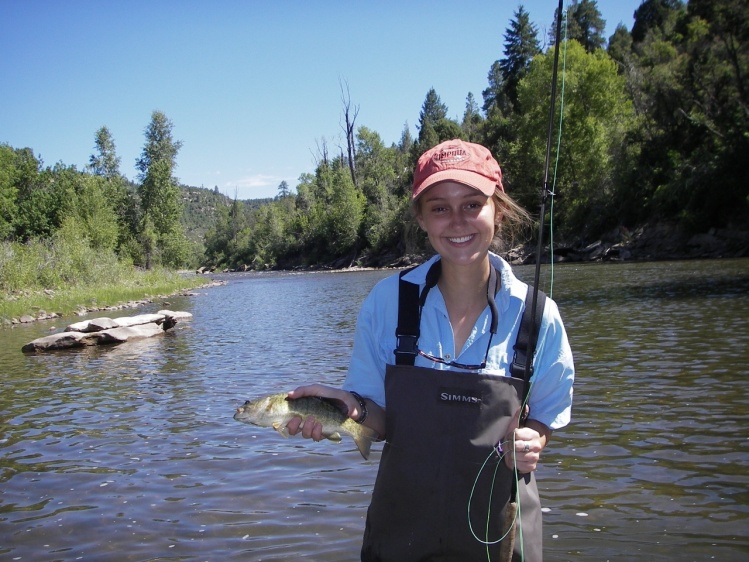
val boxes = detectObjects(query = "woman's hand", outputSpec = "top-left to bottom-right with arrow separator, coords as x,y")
503,406 -> 551,473
285,384 -> 360,441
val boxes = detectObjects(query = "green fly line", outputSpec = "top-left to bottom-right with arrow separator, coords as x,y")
548,6 -> 569,299
467,380 -> 535,558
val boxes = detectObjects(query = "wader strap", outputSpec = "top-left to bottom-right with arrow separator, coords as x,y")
510,286 -> 547,396
394,268 -> 420,365
394,262 -> 441,365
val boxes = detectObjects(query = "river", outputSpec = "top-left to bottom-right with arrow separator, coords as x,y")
1,258 -> 748,561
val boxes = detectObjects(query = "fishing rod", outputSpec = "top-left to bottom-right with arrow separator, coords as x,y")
523,0 -> 564,385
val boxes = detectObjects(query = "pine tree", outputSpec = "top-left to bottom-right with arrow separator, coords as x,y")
499,6 -> 541,109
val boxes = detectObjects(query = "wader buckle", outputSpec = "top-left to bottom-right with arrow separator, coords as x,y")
394,334 -> 419,360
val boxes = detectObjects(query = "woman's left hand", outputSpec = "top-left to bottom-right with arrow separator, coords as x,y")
503,406 -> 551,473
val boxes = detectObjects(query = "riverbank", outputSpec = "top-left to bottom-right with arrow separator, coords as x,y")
199,223 -> 749,274
0,277 -> 224,327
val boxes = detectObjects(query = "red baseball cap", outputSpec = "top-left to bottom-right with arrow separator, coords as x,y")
412,139 -> 504,200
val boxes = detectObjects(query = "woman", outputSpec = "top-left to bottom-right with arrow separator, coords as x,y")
287,139 -> 574,561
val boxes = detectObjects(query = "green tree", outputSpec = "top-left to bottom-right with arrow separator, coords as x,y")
0,144 -> 20,239
277,180 -> 290,198
89,126 -> 121,179
630,0 -> 749,227
554,0 -> 607,53
135,111 -> 186,268
88,126 -> 135,254
356,126 -> 400,252
510,40 -> 633,237
461,93 -> 484,142
499,6 -> 541,109
417,88 -> 448,146
631,0 -> 685,43
325,162 -> 364,256
482,60 -> 510,114
607,23 -> 634,73
63,174 -> 120,251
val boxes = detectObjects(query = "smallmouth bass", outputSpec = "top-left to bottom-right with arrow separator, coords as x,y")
234,393 -> 378,459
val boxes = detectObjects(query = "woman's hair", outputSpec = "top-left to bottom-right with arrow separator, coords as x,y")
492,187 -> 533,252
411,186 -> 534,253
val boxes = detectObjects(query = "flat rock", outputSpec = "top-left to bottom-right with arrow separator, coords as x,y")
65,317 -> 120,332
21,331 -> 101,352
112,313 -> 166,328
158,310 -> 193,320
22,311 -> 191,353
96,323 -> 166,343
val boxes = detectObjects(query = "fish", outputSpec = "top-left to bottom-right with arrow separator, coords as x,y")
234,393 -> 378,459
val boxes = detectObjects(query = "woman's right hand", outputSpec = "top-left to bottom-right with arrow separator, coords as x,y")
285,384 -> 358,441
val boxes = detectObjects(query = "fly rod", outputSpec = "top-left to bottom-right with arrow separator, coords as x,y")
524,0 -> 564,384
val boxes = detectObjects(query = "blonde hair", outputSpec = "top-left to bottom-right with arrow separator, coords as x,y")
491,187 -> 533,251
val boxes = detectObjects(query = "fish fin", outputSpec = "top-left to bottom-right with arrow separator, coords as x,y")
327,432 -> 342,443
272,422 -> 290,438
353,426 -> 379,460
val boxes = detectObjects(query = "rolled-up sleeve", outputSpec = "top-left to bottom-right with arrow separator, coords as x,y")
527,298 -> 575,430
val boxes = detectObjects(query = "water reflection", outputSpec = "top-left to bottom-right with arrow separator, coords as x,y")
1,261 -> 748,560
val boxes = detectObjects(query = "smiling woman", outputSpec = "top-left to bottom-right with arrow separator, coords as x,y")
282,139 -> 575,561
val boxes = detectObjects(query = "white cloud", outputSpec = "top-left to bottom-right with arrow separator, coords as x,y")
231,174 -> 280,189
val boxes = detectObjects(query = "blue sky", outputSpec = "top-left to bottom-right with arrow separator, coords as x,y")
1,0 -> 643,200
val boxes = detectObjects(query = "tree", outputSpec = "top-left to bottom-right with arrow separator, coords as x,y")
356,127 -> 400,252
461,93 -> 483,141
65,174 -> 119,251
417,88 -> 448,145
607,23 -> 634,73
87,126 -> 134,254
627,0 -> 749,228
499,6 -> 541,108
0,144 -> 20,239
277,180 -> 290,198
509,40 -> 634,237
135,111 -> 185,268
89,126 -> 121,179
553,0 -> 606,53
482,61 -> 509,114
631,0 -> 684,44
340,79 -> 359,186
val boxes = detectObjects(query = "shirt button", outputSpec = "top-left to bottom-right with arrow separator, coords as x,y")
445,354 -> 451,359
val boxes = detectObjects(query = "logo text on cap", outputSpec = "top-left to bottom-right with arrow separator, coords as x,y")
434,147 -> 468,165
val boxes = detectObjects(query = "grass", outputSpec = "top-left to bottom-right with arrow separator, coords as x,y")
0,237 -> 213,325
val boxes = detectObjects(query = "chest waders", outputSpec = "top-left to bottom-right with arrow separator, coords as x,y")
361,261 -> 546,562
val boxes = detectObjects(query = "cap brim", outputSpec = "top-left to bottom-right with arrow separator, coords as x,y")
413,169 -> 497,200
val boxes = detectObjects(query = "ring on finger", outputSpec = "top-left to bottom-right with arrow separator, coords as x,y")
523,442 -> 530,453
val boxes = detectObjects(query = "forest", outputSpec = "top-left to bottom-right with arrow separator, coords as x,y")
1,0 -> 747,278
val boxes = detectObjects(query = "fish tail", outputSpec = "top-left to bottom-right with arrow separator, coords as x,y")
353,426 -> 379,460
498,500 -> 517,562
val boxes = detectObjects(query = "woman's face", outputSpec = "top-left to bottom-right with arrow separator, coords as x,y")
415,181 -> 497,268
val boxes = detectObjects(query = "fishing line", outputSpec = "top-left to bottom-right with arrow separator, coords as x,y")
467,381 -> 535,559
548,7 -> 570,299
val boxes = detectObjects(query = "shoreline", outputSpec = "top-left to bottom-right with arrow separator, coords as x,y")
2,280 -> 225,328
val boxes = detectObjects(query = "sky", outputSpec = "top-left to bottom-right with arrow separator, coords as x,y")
1,0 -> 644,200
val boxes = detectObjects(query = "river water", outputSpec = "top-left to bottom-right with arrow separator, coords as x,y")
1,259 -> 748,561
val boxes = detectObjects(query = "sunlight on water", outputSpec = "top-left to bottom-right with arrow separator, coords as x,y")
1,261 -> 748,561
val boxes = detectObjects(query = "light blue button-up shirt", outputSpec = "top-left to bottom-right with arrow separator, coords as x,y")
343,253 -> 574,430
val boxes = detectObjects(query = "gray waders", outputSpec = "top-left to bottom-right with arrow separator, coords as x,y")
361,261 -> 545,562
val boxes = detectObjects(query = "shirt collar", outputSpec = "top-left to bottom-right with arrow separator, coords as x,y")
402,253 -> 527,315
